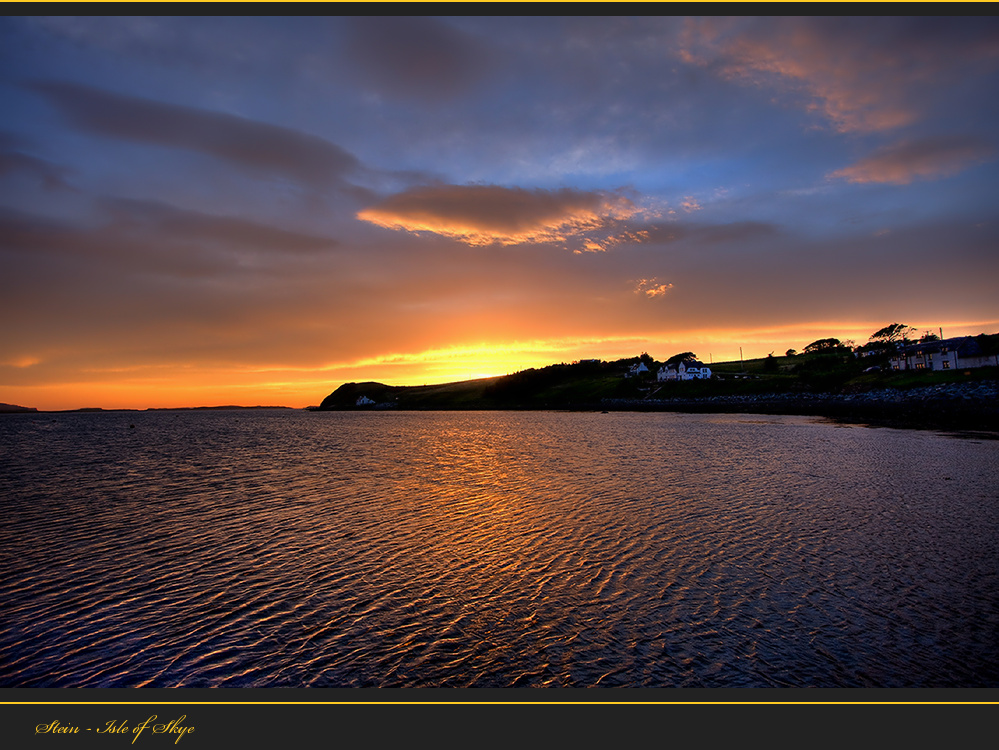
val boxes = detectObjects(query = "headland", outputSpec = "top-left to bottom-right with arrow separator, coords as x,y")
317,352 -> 999,434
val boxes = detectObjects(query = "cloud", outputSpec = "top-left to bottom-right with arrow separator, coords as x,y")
828,136 -> 995,185
357,184 -> 639,248
98,198 -> 338,254
0,149 -> 73,190
342,17 -> 491,101
3,355 -> 41,368
679,17 -> 999,133
31,81 -> 362,189
0,199 -> 338,281
633,278 -> 673,297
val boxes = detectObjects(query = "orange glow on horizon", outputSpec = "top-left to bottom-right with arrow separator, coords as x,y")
5,319 -> 996,412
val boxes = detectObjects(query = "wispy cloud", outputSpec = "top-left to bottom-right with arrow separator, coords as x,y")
633,278 -> 673,297
829,136 -> 995,185
1,199 -> 339,281
0,149 -> 73,190
98,198 -> 339,254
680,17 -> 999,133
31,81 -> 363,190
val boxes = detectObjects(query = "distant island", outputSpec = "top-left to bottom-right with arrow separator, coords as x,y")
318,329 -> 999,433
1,404 -> 292,415
144,405 -> 292,411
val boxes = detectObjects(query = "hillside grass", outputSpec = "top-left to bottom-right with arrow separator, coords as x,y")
319,352 -> 997,411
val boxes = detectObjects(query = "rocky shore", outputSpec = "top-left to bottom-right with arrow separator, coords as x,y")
601,381 -> 999,433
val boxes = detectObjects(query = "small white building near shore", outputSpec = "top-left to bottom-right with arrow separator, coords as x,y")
658,360 -> 712,381
627,362 -> 650,377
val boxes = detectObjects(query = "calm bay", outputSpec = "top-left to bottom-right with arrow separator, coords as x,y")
2,409 -> 997,688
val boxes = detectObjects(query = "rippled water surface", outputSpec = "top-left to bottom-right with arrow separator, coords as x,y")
2,409 -> 998,687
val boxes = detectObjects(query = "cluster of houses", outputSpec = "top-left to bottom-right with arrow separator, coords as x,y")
628,360 -> 713,381
887,335 -> 999,372
622,333 -> 997,385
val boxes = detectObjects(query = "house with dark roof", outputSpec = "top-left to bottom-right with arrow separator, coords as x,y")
888,336 -> 999,372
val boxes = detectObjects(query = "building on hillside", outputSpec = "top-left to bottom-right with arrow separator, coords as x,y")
657,364 -> 678,381
888,336 -> 999,372
657,360 -> 712,381
355,395 -> 376,406
626,362 -> 650,377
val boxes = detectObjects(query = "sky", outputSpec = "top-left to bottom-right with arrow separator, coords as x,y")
2,15 -> 998,410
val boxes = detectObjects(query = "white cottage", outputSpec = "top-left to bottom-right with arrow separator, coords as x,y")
627,362 -> 650,377
658,360 -> 712,381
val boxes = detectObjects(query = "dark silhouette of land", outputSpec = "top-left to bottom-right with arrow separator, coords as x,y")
318,350 -> 999,433
0,403 -> 37,413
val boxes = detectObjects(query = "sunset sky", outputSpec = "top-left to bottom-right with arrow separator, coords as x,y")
2,16 -> 998,410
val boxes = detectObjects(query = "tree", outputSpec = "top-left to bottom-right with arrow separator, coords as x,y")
867,323 -> 916,370
665,351 -> 696,366
785,349 -> 797,357
804,338 -> 844,354
869,323 -> 915,346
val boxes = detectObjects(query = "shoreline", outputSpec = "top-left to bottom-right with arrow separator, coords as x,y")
597,381 -> 999,434
7,384 -> 997,435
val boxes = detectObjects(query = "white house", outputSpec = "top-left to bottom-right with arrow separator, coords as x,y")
658,360 -> 712,381
627,362 -> 650,377
355,395 -> 376,406
683,361 -> 712,379
657,364 -> 678,381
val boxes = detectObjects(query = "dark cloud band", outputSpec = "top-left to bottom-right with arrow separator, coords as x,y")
31,81 -> 361,188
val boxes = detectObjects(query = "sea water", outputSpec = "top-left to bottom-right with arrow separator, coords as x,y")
1,409 -> 997,687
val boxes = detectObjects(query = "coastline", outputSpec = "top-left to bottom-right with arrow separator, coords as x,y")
314,379 -> 999,435
7,383 -> 995,435
598,381 -> 999,434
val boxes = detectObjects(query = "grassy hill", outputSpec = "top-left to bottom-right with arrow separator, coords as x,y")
318,360 -> 633,410
318,350 -> 998,411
